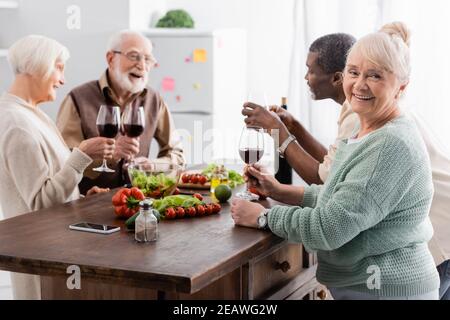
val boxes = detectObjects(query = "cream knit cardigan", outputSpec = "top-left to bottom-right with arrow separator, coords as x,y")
0,93 -> 92,299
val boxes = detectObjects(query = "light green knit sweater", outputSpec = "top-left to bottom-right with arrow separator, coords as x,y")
268,115 -> 440,297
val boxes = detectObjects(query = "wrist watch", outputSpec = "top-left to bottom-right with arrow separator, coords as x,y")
278,134 -> 296,158
257,208 -> 270,230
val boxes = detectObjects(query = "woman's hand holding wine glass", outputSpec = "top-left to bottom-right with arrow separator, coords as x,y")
78,137 -> 115,160
93,105 -> 121,173
243,164 -> 279,197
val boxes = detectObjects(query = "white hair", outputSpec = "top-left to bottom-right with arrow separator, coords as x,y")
8,35 -> 70,79
107,29 -> 153,52
347,22 -> 411,83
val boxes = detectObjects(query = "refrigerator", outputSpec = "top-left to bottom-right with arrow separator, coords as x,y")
142,29 -> 247,165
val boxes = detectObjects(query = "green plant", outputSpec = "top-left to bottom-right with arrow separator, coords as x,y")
156,9 -> 195,28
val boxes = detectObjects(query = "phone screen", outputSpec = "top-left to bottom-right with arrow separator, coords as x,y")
71,222 -> 117,231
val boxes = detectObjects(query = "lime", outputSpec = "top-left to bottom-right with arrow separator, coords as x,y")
214,184 -> 232,203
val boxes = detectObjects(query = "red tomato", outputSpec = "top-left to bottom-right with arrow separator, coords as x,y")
193,193 -> 203,201
212,203 -> 221,214
176,207 -> 185,218
205,204 -> 213,215
165,207 -> 176,219
186,207 -> 196,217
190,175 -> 199,184
182,174 -> 190,183
148,188 -> 162,199
173,188 -> 180,195
249,187 -> 267,200
198,175 -> 207,185
196,205 -> 205,216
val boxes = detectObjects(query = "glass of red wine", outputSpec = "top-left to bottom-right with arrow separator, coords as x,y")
93,105 -> 120,173
236,126 -> 265,201
122,105 -> 145,165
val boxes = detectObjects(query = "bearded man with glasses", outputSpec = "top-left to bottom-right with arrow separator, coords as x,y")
57,30 -> 185,194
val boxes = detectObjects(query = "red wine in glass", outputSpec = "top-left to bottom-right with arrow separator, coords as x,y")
122,105 -> 145,165
93,105 -> 120,173
236,126 -> 265,201
123,124 -> 144,138
97,124 -> 120,138
239,148 -> 264,164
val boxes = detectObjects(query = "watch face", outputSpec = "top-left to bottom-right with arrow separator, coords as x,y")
258,215 -> 267,228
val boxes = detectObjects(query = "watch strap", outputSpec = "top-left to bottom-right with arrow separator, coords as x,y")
278,134 -> 296,158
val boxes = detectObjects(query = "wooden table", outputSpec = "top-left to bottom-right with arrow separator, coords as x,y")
0,186 -> 322,300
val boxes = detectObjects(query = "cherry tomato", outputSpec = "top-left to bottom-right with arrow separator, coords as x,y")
182,174 -> 190,183
198,175 -> 207,185
176,207 -> 185,218
149,188 -> 162,199
186,206 -> 196,217
212,203 -> 221,214
193,193 -> 203,201
196,205 -> 205,216
165,207 -> 176,219
205,204 -> 213,215
173,187 -> 180,195
249,187 -> 267,200
190,175 -> 199,184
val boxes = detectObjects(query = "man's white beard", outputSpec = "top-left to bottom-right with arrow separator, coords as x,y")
112,65 -> 147,94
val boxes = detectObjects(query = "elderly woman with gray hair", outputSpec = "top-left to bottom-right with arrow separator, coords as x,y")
0,35 -> 115,299
231,22 -> 440,300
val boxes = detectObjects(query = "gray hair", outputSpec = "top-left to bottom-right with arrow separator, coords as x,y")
8,35 -> 70,79
107,29 -> 153,52
347,22 -> 411,83
309,33 -> 356,74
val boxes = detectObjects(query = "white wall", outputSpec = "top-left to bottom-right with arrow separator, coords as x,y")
0,0 -> 131,120
166,0 -> 294,106
1,0 -> 294,118
129,0 -> 166,29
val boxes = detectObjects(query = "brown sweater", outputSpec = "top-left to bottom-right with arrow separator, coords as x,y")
57,71 -> 184,194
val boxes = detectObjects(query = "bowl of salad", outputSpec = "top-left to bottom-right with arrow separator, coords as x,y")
127,161 -> 183,199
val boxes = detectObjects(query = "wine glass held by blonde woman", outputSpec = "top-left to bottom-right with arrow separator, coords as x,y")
0,35 -> 115,300
232,22 -> 440,300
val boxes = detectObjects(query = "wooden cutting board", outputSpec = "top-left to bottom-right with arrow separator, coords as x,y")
178,170 -> 211,190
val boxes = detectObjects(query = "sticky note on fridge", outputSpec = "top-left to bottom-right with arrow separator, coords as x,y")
193,83 -> 201,90
193,49 -> 207,63
162,77 -> 175,92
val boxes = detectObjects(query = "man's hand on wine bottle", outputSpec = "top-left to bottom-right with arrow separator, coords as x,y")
269,106 -> 297,133
113,135 -> 140,162
242,102 -> 283,131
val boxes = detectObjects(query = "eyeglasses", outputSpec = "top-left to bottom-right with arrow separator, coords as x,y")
113,51 -> 156,66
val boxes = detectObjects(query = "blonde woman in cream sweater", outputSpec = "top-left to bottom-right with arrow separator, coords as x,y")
0,35 -> 116,299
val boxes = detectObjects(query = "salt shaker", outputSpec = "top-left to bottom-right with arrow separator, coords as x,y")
135,199 -> 158,243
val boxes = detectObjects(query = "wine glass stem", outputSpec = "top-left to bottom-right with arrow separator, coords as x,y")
129,156 -> 135,166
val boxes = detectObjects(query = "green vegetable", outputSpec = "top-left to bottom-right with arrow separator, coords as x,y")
125,208 -> 161,230
156,9 -> 195,28
228,170 -> 245,188
201,164 -> 217,176
130,169 -> 176,197
125,211 -> 140,230
201,164 -> 244,189
152,195 -> 203,214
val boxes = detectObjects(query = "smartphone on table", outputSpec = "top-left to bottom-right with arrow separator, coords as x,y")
69,222 -> 120,235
